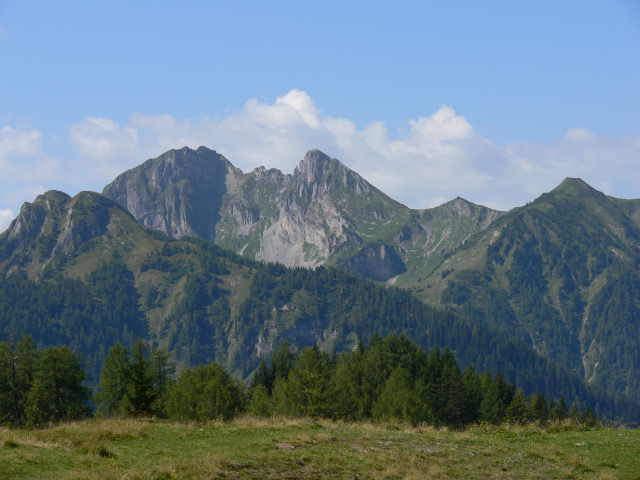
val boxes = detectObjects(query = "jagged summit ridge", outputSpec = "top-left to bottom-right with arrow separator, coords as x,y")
3,158 -> 639,417
101,146 -> 504,282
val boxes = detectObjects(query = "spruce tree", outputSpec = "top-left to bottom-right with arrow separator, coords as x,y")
288,344 -> 332,419
250,359 -> 274,394
166,361 -> 244,421
0,336 -> 36,427
122,338 -> 157,416
25,346 -> 90,426
529,393 -> 549,423
151,346 -> 175,412
271,340 -> 295,380
372,366 -> 418,423
94,342 -> 130,415
582,405 -> 598,427
553,396 -> 568,421
506,389 -> 527,423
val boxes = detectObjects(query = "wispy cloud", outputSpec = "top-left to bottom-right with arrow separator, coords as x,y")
0,126 -> 61,232
0,27 -> 9,42
1,89 -> 639,234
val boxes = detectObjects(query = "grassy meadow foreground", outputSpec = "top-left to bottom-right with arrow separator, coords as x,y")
1,417 -> 639,480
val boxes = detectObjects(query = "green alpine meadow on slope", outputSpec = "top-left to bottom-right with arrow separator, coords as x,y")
1,417 -> 639,480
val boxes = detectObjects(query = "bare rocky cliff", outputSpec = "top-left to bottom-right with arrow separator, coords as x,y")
102,147 -> 504,282
103,146 -> 241,241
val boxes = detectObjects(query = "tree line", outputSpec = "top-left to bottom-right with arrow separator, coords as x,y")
246,334 -> 595,427
1,334 -> 599,429
0,337 -> 89,427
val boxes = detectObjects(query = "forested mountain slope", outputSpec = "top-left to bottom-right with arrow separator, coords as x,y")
412,178 -> 640,405
1,188 -> 634,420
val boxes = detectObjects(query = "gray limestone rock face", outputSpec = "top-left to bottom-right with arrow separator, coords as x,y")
103,146 -> 240,242
4,191 -> 70,244
52,192 -> 118,255
102,146 -> 504,283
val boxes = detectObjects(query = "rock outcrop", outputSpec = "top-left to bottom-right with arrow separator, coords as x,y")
103,146 -> 241,242
103,147 -> 504,282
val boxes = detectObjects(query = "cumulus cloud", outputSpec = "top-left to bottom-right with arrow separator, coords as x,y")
0,126 -> 62,224
67,91 -> 640,210
68,117 -> 141,178
3,90 -> 639,220
0,126 -> 60,183
0,126 -> 42,157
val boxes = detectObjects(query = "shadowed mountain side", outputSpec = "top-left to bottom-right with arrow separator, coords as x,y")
103,146 -> 237,242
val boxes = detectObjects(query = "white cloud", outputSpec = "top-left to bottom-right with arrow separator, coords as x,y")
69,117 -> 140,177
4,185 -> 48,208
0,27 -> 9,42
0,209 -> 14,234
0,126 -> 62,220
0,126 -> 60,183
2,90 -> 640,220
0,126 -> 42,157
68,92 -> 640,210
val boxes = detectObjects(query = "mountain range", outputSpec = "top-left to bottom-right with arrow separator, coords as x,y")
1,146 -> 639,420
103,147 -> 501,283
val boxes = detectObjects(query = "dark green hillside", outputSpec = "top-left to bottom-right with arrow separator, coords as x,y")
0,262 -> 145,383
414,178 -> 640,406
0,188 -> 637,421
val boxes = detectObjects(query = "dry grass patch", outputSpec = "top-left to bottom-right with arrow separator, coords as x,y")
1,429 -> 63,449
1,417 -> 639,479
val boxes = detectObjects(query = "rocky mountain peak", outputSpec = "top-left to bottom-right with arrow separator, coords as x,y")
0,190 -> 141,275
103,146 -> 240,241
294,149 -> 335,183
36,190 -> 72,206
142,146 -> 239,190
448,197 -> 473,216
100,145 -> 503,281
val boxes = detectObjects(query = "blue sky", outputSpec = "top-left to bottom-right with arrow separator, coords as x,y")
1,0 -> 639,231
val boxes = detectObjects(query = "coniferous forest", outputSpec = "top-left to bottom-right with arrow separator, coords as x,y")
0,233 -> 638,425
1,334 -> 600,429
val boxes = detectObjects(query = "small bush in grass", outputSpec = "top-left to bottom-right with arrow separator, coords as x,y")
4,438 -> 19,448
95,444 -> 112,457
